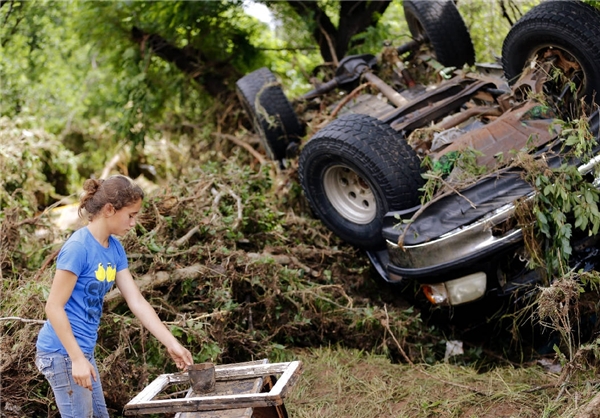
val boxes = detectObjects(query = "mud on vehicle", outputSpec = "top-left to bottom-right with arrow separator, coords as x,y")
237,0 -> 600,309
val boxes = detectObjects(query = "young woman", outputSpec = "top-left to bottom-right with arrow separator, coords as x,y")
36,175 -> 193,418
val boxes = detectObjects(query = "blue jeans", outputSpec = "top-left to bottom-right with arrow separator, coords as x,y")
35,351 -> 109,418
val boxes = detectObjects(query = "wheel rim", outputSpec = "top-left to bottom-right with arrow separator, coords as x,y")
323,165 -> 377,224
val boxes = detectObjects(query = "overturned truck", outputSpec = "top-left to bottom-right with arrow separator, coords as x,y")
237,0 -> 600,308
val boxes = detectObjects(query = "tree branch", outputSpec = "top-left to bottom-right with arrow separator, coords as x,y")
0,316 -> 45,325
130,26 -> 235,97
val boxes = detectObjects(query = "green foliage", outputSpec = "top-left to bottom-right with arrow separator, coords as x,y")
254,2 -> 322,96
72,1 -> 235,143
458,0 -> 540,63
0,1 -> 96,133
516,118 -> 600,376
196,341 -> 223,363
0,117 -> 81,213
582,0 -> 600,9
521,118 -> 600,274
1,0 -> 276,142
419,148 -> 488,204
349,1 -> 409,56
531,163 -> 600,272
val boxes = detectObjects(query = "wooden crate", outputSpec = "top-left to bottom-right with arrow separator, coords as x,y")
124,360 -> 302,417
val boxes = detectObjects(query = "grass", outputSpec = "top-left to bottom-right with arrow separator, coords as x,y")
286,346 -> 599,418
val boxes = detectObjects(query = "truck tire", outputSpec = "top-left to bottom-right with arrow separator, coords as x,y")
403,0 -> 475,67
502,1 -> 600,106
298,113 -> 424,250
236,68 -> 305,161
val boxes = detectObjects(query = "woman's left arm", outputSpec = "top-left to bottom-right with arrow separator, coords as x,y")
115,268 -> 194,369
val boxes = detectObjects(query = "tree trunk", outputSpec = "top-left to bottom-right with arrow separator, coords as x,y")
286,0 -> 391,64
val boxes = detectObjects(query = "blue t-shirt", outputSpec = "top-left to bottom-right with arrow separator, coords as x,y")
36,227 -> 128,355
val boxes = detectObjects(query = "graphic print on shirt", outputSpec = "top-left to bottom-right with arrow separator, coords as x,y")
94,262 -> 116,282
106,262 -> 116,282
85,262 -> 116,323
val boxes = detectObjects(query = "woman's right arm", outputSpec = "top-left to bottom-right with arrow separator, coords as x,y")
45,269 -> 97,391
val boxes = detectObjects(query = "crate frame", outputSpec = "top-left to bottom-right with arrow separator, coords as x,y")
124,361 -> 302,415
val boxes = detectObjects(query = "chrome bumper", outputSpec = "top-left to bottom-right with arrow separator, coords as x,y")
387,201 -> 526,274
385,124 -> 600,279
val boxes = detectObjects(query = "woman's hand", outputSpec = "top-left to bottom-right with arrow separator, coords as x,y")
71,356 -> 97,391
167,343 -> 194,370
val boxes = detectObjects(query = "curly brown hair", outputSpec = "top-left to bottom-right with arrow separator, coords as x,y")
78,175 -> 144,220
